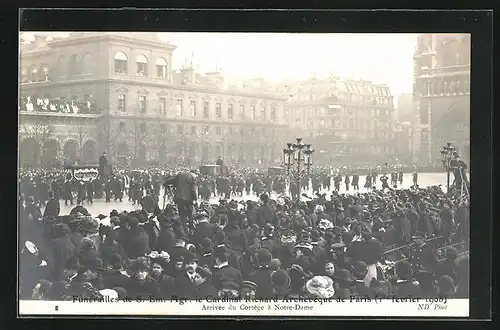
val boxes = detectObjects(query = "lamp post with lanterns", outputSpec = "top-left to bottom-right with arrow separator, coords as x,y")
440,142 -> 457,197
283,138 -> 314,201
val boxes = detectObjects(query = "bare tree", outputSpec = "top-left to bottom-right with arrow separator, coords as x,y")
129,120 -> 154,166
75,123 -> 90,162
19,122 -> 54,167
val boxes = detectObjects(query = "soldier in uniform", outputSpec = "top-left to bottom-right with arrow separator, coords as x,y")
352,172 -> 360,191
334,173 -> 341,192
344,174 -> 350,191
77,181 -> 86,205
380,174 -> 390,190
63,175 -> 74,206
112,176 -> 123,202
236,176 -> 245,196
412,169 -> 419,188
322,172 -> 331,192
398,168 -> 404,185
105,178 -> 112,202
86,180 -> 94,204
410,236 -> 438,275
364,173 -> 372,190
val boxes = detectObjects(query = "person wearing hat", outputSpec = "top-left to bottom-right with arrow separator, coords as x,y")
164,171 -> 198,230
436,275 -> 456,298
43,190 -> 60,218
240,280 -> 258,299
350,261 -> 374,298
173,253 -> 200,298
192,212 -> 216,246
332,269 -> 355,299
78,237 -> 100,266
224,214 -> 247,254
212,246 -> 242,292
256,193 -> 277,228
66,258 -> 106,299
305,275 -> 335,299
269,258 -> 281,272
410,236 -> 438,275
271,269 -> 292,298
102,253 -> 130,289
51,223 -> 78,281
246,248 -> 274,299
394,261 -> 422,298
119,216 -> 151,259
124,259 -> 160,300
198,238 -> 214,269
155,217 -> 176,255
150,257 -> 175,299
193,266 -> 217,299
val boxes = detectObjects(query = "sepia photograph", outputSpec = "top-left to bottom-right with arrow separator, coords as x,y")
18,30 -> 471,317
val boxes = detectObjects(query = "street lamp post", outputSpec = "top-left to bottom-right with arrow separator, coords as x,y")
440,142 -> 456,197
283,138 -> 314,201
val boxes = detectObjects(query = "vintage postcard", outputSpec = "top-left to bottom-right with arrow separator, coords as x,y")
18,28 -> 471,317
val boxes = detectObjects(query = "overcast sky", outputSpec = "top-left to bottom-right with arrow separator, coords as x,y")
21,32 -> 418,95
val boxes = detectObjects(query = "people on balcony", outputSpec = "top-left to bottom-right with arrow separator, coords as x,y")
19,95 -> 99,114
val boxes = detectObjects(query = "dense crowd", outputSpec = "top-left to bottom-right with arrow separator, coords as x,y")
19,161 -> 469,302
19,95 -> 99,114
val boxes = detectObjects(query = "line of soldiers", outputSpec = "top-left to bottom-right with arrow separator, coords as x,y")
197,173 -> 288,201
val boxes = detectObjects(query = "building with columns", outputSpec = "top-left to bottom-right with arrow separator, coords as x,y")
19,32 -> 287,168
412,34 -> 470,164
278,74 -> 397,165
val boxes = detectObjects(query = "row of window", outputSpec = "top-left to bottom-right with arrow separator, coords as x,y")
419,78 -> 470,96
327,146 -> 395,154
114,52 -> 168,78
291,91 -> 393,104
117,94 -> 278,120
303,128 -> 393,139
301,118 -> 394,131
286,107 -> 392,119
118,122 -> 278,137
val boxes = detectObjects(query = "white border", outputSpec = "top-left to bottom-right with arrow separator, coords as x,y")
19,299 -> 469,317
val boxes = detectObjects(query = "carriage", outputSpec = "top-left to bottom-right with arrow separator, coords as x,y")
199,164 -> 221,177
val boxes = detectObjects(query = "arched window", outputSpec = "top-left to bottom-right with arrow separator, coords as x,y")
81,53 -> 93,73
156,58 -> 167,78
30,67 -> 38,82
41,65 -> 50,82
114,52 -> 128,74
21,68 -> 27,82
136,54 -> 148,76
68,54 -> 79,76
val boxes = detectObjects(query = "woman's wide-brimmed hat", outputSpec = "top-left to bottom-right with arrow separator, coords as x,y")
305,276 -> 335,298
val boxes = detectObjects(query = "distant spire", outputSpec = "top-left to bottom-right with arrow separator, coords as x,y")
190,52 -> 194,67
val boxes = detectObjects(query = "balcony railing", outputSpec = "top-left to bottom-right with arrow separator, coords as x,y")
419,64 -> 470,77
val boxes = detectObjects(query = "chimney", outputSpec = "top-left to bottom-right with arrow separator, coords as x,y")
205,71 -> 224,88
181,66 -> 195,84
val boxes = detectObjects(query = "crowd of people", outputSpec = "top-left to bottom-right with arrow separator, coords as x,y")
19,95 -> 99,115
19,158 -> 469,303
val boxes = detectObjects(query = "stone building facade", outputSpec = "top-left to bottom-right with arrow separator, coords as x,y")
19,32 -> 287,168
413,33 -> 470,164
279,75 -> 396,165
